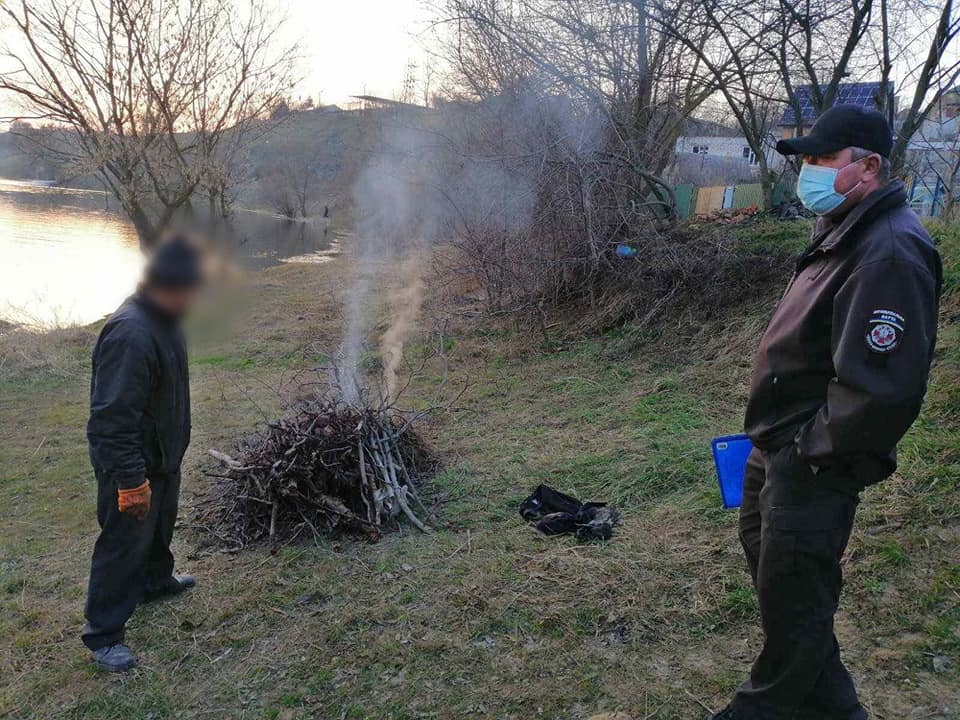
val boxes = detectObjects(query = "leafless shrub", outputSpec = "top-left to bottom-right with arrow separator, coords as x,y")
594,224 -> 792,335
406,1 -> 712,317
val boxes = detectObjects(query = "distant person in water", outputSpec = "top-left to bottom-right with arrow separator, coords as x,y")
82,236 -> 202,672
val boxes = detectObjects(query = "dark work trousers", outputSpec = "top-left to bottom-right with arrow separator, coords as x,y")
732,445 -> 863,720
82,471 -> 181,651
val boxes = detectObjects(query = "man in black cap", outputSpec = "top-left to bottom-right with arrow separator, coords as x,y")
82,236 -> 202,671
711,105 -> 942,719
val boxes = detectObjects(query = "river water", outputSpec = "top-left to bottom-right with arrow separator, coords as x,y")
0,179 -> 333,328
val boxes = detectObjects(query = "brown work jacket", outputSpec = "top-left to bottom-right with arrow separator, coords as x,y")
744,180 -> 942,487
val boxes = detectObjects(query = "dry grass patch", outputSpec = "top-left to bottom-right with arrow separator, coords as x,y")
0,224 -> 957,719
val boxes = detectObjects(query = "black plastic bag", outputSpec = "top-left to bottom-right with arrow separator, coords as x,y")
519,484 -> 620,541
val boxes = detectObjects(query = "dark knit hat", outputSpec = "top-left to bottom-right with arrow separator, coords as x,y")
145,236 -> 203,289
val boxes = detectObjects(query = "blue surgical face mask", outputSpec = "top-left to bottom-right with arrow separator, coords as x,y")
796,160 -> 864,216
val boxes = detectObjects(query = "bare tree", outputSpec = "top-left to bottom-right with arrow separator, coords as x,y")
264,146 -> 328,220
435,0 -> 715,198
766,0 -> 960,176
767,0 -> 960,176
904,118 -> 960,217
657,0 -> 960,196
772,0 -> 876,135
652,0 -> 784,209
887,0 -> 960,174
0,0 -> 297,246
410,0 -> 723,313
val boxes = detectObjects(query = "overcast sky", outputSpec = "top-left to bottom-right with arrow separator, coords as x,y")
0,1 -> 950,119
0,0 -> 434,121
281,0 -> 432,106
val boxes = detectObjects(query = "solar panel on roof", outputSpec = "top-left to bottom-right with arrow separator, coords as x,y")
779,81 -> 893,127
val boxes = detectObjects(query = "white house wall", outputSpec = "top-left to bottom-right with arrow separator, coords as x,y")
674,135 -> 781,169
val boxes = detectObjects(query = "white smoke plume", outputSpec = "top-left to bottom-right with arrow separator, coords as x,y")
339,133 -> 434,404
379,255 -> 426,402
340,92 -> 605,402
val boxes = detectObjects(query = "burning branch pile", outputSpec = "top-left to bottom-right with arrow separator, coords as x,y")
200,397 -> 435,548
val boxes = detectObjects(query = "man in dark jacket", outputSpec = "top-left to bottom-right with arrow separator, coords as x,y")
712,106 -> 942,720
82,237 -> 202,672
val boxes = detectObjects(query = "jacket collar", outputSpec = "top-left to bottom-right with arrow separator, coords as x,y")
811,180 -> 908,254
132,291 -> 181,326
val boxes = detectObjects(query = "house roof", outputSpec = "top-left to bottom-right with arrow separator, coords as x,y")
684,117 -> 742,137
350,95 -> 427,111
779,81 -> 894,127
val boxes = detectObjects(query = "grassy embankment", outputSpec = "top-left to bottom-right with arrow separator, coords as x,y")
0,219 -> 957,720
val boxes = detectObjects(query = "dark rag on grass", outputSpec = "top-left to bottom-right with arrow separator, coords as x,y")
519,484 -> 620,541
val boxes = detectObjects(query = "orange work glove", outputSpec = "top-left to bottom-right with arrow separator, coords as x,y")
117,480 -> 152,521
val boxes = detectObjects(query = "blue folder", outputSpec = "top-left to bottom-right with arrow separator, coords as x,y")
711,434 -> 753,509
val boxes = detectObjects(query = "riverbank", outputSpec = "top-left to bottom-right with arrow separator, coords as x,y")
0,174 -> 346,328
0,220 -> 957,719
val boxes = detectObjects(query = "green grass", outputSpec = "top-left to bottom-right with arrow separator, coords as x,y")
0,224 -> 957,719
730,216 -> 813,254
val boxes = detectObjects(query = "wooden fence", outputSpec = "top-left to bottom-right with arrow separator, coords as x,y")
675,183 -> 784,219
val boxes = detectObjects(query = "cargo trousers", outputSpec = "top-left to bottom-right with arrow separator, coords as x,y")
731,445 -> 867,720
82,471 -> 181,651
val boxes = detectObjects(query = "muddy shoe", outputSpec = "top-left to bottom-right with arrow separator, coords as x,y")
91,643 -> 138,672
143,574 -> 196,603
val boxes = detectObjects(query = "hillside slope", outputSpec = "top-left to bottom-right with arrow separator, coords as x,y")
0,107 -> 375,210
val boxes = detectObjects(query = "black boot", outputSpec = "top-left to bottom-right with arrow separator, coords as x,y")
143,574 -> 195,603
91,643 -> 138,672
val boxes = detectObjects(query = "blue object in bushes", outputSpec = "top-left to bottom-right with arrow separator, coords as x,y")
711,434 -> 753,509
615,244 -> 638,257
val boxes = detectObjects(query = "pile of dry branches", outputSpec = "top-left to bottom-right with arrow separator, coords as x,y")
199,396 -> 435,548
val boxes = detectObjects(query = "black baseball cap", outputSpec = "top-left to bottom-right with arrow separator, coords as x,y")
776,104 -> 893,158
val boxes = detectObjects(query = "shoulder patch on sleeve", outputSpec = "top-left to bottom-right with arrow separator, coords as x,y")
866,309 -> 904,353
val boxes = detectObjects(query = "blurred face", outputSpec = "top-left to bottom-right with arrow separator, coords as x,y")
801,148 -> 882,216
144,285 -> 199,318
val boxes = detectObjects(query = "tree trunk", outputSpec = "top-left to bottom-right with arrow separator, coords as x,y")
760,166 -> 774,212
941,190 -> 954,220
748,139 -> 775,212
219,186 -> 230,220
128,203 -> 159,250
